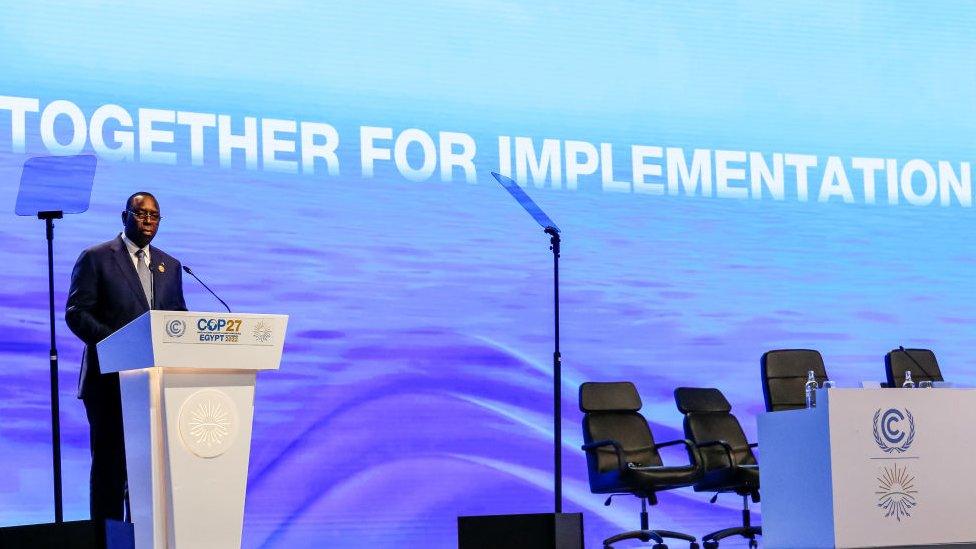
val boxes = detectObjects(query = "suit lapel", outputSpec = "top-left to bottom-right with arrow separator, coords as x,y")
112,236 -> 150,309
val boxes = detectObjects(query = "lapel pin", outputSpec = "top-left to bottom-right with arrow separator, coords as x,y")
158,263 -> 166,273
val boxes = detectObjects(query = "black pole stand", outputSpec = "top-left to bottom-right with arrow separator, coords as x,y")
0,155 -> 136,548
1,214 -> 135,547
545,226 -> 562,513
38,210 -> 64,524
458,173 -> 582,548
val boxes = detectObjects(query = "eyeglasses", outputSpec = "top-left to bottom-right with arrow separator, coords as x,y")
127,210 -> 162,221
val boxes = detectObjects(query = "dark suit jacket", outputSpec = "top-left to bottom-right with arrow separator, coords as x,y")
65,235 -> 187,399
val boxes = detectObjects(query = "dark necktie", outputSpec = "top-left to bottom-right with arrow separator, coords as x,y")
134,248 -> 153,307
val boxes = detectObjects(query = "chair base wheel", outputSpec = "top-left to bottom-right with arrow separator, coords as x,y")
602,527 -> 698,548
701,524 -> 761,547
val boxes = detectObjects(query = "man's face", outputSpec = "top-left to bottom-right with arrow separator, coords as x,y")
122,195 -> 160,248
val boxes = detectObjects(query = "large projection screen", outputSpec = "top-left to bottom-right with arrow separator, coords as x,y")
1,2 -> 974,547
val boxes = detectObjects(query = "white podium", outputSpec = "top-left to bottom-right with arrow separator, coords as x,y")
97,310 -> 288,549
758,388 -> 976,548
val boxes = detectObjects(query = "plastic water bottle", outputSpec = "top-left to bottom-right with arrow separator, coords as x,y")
804,370 -> 818,408
902,370 -> 915,388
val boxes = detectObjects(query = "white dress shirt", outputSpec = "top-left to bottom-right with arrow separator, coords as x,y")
120,232 -> 151,270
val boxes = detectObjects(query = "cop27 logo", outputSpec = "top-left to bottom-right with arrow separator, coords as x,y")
873,408 -> 915,453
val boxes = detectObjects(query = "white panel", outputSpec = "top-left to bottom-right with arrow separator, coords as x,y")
161,371 -> 256,548
98,311 -> 288,374
120,369 -> 166,549
151,311 -> 288,371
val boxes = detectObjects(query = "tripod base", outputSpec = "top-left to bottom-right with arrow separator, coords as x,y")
0,519 -> 133,549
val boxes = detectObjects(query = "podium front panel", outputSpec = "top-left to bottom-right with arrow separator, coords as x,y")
163,371 -> 255,548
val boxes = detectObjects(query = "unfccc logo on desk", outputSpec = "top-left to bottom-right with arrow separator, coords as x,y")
873,408 -> 915,453
871,407 -> 919,522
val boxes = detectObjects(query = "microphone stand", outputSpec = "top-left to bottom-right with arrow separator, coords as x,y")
183,265 -> 232,313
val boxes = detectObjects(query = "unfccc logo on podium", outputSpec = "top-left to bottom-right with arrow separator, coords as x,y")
165,318 -> 186,338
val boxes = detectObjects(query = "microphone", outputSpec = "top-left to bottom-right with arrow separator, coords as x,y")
897,346 -> 935,384
182,265 -> 231,313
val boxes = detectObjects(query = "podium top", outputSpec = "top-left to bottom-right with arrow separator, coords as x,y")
97,311 -> 289,373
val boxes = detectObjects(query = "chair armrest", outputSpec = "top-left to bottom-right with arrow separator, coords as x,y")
697,440 -> 758,469
654,439 -> 694,451
655,439 -> 702,468
696,439 -> 737,466
582,439 -> 657,471
582,439 -> 619,451
581,439 -> 629,471
582,440 -> 655,454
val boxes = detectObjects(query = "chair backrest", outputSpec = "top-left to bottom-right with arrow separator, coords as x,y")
579,382 -> 662,473
885,348 -> 943,387
760,349 -> 828,412
674,387 -> 756,471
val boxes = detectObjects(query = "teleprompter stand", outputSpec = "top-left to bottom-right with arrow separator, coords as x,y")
456,172 -> 581,549
0,155 -> 133,548
39,209 -> 65,524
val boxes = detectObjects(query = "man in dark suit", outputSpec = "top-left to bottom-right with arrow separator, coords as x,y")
65,191 -> 187,521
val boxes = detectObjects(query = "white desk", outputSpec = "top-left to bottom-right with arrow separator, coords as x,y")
758,388 -> 976,548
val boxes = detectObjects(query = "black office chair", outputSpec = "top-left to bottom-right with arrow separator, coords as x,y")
674,388 -> 760,549
580,381 -> 702,549
760,349 -> 829,412
885,348 -> 943,387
